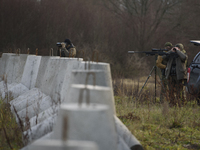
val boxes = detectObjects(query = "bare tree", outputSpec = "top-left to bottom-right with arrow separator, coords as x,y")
101,0 -> 186,51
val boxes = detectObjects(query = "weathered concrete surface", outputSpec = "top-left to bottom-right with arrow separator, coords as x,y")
17,95 -> 52,122
2,54 -> 28,84
8,83 -> 29,99
0,81 -> 28,100
71,70 -> 110,87
114,115 -> 144,150
28,140 -> 99,150
0,53 -> 16,81
53,103 -> 118,150
0,54 -> 143,150
10,88 -> 46,113
35,57 -> 82,102
23,114 -> 57,143
28,105 -> 59,128
65,84 -> 115,114
21,55 -> 42,89
118,136 -> 132,150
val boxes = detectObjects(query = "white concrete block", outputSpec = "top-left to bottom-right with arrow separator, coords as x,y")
10,88 -> 46,113
65,84 -> 115,114
28,104 -> 59,128
34,56 -> 51,90
4,54 -> 28,84
118,135 -> 132,150
20,132 -> 53,150
0,81 -> 18,100
71,70 -> 110,87
0,53 -> 15,80
35,57 -> 82,102
23,114 -> 57,143
53,103 -> 118,150
28,140 -> 99,150
77,62 -> 115,110
21,55 -> 42,89
114,116 -> 144,150
8,83 -> 29,99
17,95 -> 52,123
0,82 -> 28,100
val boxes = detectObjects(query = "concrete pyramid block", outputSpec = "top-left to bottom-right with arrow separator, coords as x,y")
114,116 -> 144,150
28,105 -> 59,128
23,114 -> 57,143
65,84 -> 116,114
21,55 -> 42,89
17,95 -> 53,122
10,88 -> 46,113
28,139 -> 99,150
53,103 -> 118,150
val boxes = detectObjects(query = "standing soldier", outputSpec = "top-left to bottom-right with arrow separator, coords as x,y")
156,42 -> 173,102
162,43 -> 188,106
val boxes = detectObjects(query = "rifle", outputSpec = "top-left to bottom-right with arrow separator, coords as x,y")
128,51 -> 178,58
151,48 -> 168,51
128,51 -> 167,56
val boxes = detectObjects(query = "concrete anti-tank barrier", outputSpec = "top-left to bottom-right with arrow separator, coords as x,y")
35,57 -> 82,102
0,53 -> 16,81
28,139 -> 99,150
28,105 -> 59,128
0,53 -> 143,150
2,54 -> 28,84
23,114 -> 57,143
53,103 -> 118,150
66,84 -> 116,115
21,55 -> 42,90
10,88 -> 46,113
16,95 -> 52,122
114,115 -> 144,150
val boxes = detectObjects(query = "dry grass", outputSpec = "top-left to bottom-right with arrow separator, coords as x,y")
114,78 -> 200,150
0,99 -> 24,150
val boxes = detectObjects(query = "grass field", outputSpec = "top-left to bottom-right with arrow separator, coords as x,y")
114,78 -> 200,150
0,77 -> 200,150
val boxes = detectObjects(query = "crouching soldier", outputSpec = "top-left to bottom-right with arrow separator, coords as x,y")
64,39 -> 76,57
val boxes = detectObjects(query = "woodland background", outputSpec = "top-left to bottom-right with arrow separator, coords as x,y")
1,0 -> 200,78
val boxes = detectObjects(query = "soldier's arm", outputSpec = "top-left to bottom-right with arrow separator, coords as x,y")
156,55 -> 166,69
176,50 -> 187,62
162,50 -> 173,60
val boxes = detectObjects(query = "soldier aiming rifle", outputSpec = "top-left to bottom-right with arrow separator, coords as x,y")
162,43 -> 188,106
128,46 -> 178,102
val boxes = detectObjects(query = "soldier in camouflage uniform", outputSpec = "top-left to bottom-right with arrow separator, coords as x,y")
156,42 -> 173,103
162,43 -> 188,106
64,39 -> 76,57
60,42 -> 69,57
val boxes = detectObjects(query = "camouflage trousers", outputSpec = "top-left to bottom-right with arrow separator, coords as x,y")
167,75 -> 185,106
160,75 -> 167,103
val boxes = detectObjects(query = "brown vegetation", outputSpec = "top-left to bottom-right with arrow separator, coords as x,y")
1,0 -> 200,78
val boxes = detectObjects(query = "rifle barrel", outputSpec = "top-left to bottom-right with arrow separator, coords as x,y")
128,51 -> 135,53
151,48 -> 168,51
128,51 -> 145,54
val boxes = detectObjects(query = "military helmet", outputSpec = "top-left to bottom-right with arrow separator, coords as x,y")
164,42 -> 173,47
64,39 -> 72,45
175,43 -> 184,51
